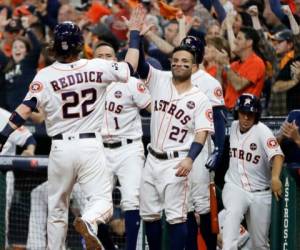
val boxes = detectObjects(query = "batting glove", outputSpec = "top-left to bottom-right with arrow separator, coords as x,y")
205,148 -> 220,171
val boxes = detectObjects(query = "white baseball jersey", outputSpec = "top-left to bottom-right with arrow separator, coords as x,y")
191,69 -> 224,107
24,58 -> 130,136
146,66 -> 214,152
225,121 -> 284,191
0,108 -> 33,155
102,77 -> 151,141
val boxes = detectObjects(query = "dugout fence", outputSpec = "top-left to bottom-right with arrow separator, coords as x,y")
1,117 -> 300,250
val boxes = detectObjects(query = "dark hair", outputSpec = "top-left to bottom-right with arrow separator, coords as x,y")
94,41 -> 116,54
4,36 -> 32,73
239,26 -> 262,57
240,26 -> 259,45
13,36 -> 32,52
172,46 -> 197,64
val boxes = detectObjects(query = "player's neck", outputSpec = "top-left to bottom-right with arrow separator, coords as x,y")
57,55 -> 80,64
172,79 -> 192,94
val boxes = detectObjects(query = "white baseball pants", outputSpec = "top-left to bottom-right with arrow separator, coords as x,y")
47,134 -> 113,250
140,153 -> 189,224
222,182 -> 271,250
104,140 -> 145,211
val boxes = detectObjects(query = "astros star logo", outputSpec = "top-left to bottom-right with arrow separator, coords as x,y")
267,138 -> 278,149
185,37 -> 192,44
244,98 -> 252,105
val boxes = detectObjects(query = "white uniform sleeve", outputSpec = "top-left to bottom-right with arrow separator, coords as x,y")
93,59 -> 130,83
194,93 -> 215,133
128,78 -> 151,109
145,65 -> 172,93
259,123 -> 284,162
23,71 -> 49,110
192,71 -> 224,107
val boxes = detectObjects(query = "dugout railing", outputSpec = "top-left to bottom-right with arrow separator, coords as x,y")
0,117 -> 300,250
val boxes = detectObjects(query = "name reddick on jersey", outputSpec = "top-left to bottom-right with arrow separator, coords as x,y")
50,71 -> 104,91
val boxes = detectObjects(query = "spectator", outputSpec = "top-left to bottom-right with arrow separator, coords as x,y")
57,3 -> 78,23
215,26 -> 266,110
204,35 -> 230,84
277,110 -> 300,164
2,20 -> 41,112
269,29 -> 295,115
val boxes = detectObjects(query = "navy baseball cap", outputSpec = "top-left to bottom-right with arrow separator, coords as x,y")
270,29 -> 293,42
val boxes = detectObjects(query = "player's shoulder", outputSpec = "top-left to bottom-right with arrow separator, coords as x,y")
149,65 -> 171,78
192,86 -> 208,97
256,122 -> 273,134
192,69 -> 221,87
127,77 -> 148,94
256,121 -> 271,130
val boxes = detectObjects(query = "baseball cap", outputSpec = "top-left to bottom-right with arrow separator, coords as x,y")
270,29 -> 293,42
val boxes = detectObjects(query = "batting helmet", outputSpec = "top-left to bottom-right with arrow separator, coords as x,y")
180,36 -> 205,64
287,110 -> 300,127
52,21 -> 83,56
233,93 -> 261,123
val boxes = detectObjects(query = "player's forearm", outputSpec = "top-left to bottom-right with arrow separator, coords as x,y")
125,31 -> 141,74
212,107 -> 226,154
194,130 -> 208,145
271,154 -> 284,180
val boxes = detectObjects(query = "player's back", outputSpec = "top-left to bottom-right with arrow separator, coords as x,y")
25,58 -> 129,136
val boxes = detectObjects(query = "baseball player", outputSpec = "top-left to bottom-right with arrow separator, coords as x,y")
94,42 -> 151,250
180,36 -> 226,250
217,209 -> 252,250
128,29 -> 214,249
0,10 -> 146,250
222,93 -> 284,250
0,107 -> 36,249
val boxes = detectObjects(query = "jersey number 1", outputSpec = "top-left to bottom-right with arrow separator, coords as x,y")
62,88 -> 97,118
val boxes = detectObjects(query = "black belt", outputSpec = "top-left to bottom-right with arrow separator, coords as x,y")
148,147 -> 179,160
251,187 -> 270,192
52,133 -> 96,140
103,139 -> 133,149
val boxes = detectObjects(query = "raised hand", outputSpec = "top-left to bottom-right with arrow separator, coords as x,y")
291,61 -> 300,82
281,5 -> 292,16
247,5 -> 258,17
127,4 -> 146,31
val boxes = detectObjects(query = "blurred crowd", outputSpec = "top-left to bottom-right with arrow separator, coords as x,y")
0,0 -> 300,117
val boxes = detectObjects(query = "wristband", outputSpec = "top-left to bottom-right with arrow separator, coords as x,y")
129,30 -> 140,49
9,111 -> 26,127
1,123 -> 15,137
187,142 -> 204,161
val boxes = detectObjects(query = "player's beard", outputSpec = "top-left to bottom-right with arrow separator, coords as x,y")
172,67 -> 192,83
